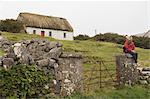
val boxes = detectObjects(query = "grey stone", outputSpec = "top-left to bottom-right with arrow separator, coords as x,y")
142,67 -> 150,71
60,52 -> 82,58
48,59 -> 56,67
49,42 -> 58,49
139,80 -> 148,85
36,59 -> 49,67
141,71 -> 150,76
28,55 -> 35,65
140,76 -> 149,80
13,43 -> 27,58
0,36 -> 4,40
56,42 -> 63,47
19,54 -> 34,65
147,77 -> 150,83
45,47 -> 62,60
2,58 -> 14,69
6,48 -> 17,60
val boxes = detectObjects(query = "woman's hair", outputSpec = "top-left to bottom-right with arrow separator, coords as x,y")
126,35 -> 133,41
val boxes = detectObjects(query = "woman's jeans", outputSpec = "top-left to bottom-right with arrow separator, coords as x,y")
128,51 -> 138,63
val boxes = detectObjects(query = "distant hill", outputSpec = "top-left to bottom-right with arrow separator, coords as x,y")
134,30 -> 150,38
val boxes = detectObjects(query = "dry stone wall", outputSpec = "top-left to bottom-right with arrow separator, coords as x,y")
137,67 -> 150,85
116,54 -> 150,86
116,55 -> 139,85
58,53 -> 83,96
0,36 -> 83,96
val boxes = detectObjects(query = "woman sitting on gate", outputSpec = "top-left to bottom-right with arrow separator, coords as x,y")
123,36 -> 138,63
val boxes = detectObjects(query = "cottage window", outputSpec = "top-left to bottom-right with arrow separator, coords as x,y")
49,31 -> 52,36
64,33 -> 66,38
33,30 -> 36,34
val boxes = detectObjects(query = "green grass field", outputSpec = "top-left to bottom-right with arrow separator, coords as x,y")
0,32 -> 150,98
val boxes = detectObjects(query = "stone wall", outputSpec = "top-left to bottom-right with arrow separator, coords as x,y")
137,67 -> 150,85
116,54 -> 150,86
0,36 -> 83,96
116,55 -> 138,85
59,53 -> 83,96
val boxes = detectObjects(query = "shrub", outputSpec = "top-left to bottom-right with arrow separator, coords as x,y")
74,33 -> 150,49
92,33 -> 150,49
74,34 -> 90,40
0,65 -> 53,98
0,19 -> 24,33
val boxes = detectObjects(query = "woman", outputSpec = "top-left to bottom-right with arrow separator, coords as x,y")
123,36 -> 138,63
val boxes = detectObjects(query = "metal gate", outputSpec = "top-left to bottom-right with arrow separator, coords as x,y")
83,57 -> 117,93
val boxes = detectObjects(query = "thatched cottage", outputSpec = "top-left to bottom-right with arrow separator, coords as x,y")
17,13 -> 74,40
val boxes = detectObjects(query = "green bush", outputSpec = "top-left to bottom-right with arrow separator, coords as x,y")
0,19 -> 24,33
92,33 -> 150,49
74,34 -> 90,40
74,33 -> 150,49
0,65 -> 53,98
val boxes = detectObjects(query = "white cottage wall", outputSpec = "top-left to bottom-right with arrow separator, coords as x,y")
26,27 -> 74,40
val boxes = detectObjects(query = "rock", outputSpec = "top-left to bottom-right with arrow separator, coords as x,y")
45,47 -> 62,60
48,59 -> 56,67
2,58 -> 14,69
147,77 -> 150,83
44,47 -> 50,52
142,68 -> 150,71
0,36 -> 4,40
13,43 -> 23,58
141,71 -> 150,76
60,52 -> 82,58
56,42 -> 63,47
139,80 -> 148,85
36,59 -> 49,67
137,67 -> 150,85
6,48 -> 17,60
19,54 -> 34,65
54,63 -> 59,68
140,76 -> 149,80
49,42 -> 58,49
64,79 -> 71,83
53,80 -> 57,85
28,54 -> 35,65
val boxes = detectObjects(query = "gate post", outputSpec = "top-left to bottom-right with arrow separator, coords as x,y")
116,55 -> 138,85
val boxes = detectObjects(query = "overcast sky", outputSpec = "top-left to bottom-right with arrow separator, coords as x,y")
0,0 -> 149,36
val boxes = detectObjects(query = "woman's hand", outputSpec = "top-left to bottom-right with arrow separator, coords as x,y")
131,50 -> 135,53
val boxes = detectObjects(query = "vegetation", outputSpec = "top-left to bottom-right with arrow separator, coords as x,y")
74,33 -> 150,49
0,65 -> 52,98
0,49 -> 4,56
74,34 -> 90,40
0,32 -> 150,98
0,32 -> 55,41
66,85 -> 150,99
0,19 -> 24,33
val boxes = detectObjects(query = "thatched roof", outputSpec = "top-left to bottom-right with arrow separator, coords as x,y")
17,12 -> 73,32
